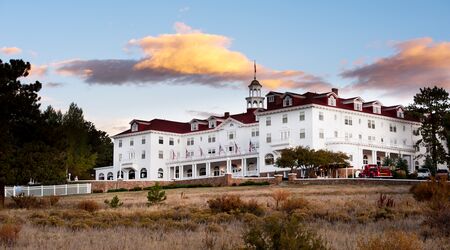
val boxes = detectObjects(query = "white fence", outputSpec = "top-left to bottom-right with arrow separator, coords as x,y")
4,183 -> 91,197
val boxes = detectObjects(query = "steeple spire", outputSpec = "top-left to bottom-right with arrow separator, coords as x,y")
254,60 -> 256,80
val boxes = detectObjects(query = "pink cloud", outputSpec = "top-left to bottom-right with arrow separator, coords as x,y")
1,46 -> 22,55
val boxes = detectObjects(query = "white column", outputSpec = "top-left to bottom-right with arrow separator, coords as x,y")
206,162 -> 211,177
193,164 -> 197,179
371,150 -> 376,164
243,158 -> 247,177
226,159 -> 231,174
180,165 -> 184,179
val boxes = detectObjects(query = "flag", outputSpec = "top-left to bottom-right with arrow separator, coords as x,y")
199,146 -> 204,157
249,140 -> 252,152
219,145 -> 225,155
185,149 -> 189,158
171,150 -> 176,160
234,142 -> 240,154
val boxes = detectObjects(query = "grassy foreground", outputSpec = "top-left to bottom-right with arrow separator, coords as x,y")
0,184 -> 449,249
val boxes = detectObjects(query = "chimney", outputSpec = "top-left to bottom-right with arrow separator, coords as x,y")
224,112 -> 230,118
331,88 -> 339,96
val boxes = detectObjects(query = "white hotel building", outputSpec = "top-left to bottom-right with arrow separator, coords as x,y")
95,77 -> 425,181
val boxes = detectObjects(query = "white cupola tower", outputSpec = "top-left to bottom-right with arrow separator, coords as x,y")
245,61 -> 265,110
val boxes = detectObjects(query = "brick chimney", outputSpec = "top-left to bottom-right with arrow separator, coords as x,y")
331,88 -> 339,96
224,112 -> 230,118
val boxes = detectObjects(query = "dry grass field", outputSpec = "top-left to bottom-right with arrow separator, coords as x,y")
0,183 -> 449,250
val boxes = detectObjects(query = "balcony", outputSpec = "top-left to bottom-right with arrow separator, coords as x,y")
166,150 -> 259,164
269,138 -> 295,150
325,137 -> 415,152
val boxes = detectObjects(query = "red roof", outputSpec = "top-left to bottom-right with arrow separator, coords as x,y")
263,90 -> 418,122
114,109 -> 260,137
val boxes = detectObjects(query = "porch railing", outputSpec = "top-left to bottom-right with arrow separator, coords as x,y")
4,183 -> 91,197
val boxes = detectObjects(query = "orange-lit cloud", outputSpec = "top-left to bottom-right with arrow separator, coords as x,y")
57,23 -> 331,91
1,46 -> 22,55
29,64 -> 48,76
342,37 -> 450,95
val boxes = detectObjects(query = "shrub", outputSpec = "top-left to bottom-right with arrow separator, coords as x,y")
158,183 -> 214,190
410,178 -> 450,204
107,188 -> 128,193
207,195 -> 264,216
238,181 -> 270,186
422,202 -> 450,237
271,189 -> 291,209
47,195 -> 60,206
11,194 -> 39,209
243,213 -> 327,250
357,231 -> 422,250
147,184 -> 167,206
104,195 -> 123,208
77,200 -> 100,212
376,193 -> 394,208
0,223 -> 22,246
92,189 -> 103,193
129,186 -> 143,191
280,197 -> 309,215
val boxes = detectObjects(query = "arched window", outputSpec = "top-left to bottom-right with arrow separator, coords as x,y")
232,164 -> 239,173
158,168 -> 164,179
213,166 -> 220,176
363,155 -> 368,165
199,168 -> 206,176
265,153 -> 274,165
175,168 -> 180,178
129,170 -> 135,180
415,161 -> 420,170
376,157 -> 381,166
107,172 -> 113,180
117,171 -> 124,179
140,168 -> 147,178
98,173 -> 105,180
187,169 -> 192,177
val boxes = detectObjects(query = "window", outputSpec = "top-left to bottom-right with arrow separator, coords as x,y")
397,110 -> 404,118
130,139 -> 134,146
129,170 -> 135,180
334,131 -> 338,138
345,132 -> 352,139
389,124 -> 397,132
141,137 -> 146,144
98,173 -> 105,180
266,116 -> 271,126
265,154 -> 274,165
187,137 -> 194,146
319,112 -> 324,121
107,172 -> 113,180
299,111 -> 305,121
282,114 -> 288,123
169,137 -> 174,145
403,139 -> 407,145
199,168 -> 206,176
358,134 -> 362,139
368,120 -> 375,129
187,169 -> 192,177
283,96 -> 292,107
158,168 -> 163,179
175,168 -> 180,178
131,123 -> 138,132
363,155 -> 368,164
319,129 -> 324,139
328,96 -> 336,106
128,152 -> 135,159
208,148 -> 216,155
355,103 -> 362,111
209,120 -> 216,128
403,125 -> 406,131
118,140 -> 122,147
118,153 -> 122,162
413,129 -> 420,136
266,133 -> 272,143
213,167 -> 220,176
159,136 -> 163,144
376,157 -> 381,166
208,135 -> 216,143
140,168 -> 147,178
281,130 -> 290,140
268,95 -> 275,102
228,145 -> 234,152
228,131 -> 235,140
373,106 -> 381,114
300,129 -> 305,139
344,116 -> 353,125
334,114 -> 337,120
117,171 -> 124,179
141,150 -> 146,159
349,155 -> 353,162
158,150 -> 163,159
368,135 -> 376,142
191,123 -> 198,131
251,129 -> 259,137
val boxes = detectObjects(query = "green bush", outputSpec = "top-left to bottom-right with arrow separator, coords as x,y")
238,181 -> 270,186
147,184 -> 167,206
11,194 -> 40,209
129,187 -> 143,191
106,188 -> 128,193
104,195 -> 123,208
243,213 -> 327,250
92,189 -> 103,193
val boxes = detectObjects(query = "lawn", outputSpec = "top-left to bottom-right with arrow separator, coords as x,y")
0,183 -> 448,249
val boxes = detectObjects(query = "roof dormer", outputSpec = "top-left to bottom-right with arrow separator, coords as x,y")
328,95 -> 336,106
342,97 -> 364,111
191,122 -> 198,131
283,95 -> 293,107
208,118 -> 216,128
131,122 -> 138,132
397,107 -> 405,118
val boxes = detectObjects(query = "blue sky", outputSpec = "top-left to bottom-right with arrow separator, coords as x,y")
1,1 -> 450,135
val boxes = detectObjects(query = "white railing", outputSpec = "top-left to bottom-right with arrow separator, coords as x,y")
325,137 -> 415,152
4,183 -> 91,197
167,150 -> 259,164
246,170 -> 259,176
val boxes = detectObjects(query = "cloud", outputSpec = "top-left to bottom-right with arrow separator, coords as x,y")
341,37 -> 450,95
29,64 -> 48,76
186,110 -> 222,118
56,23 -> 331,92
45,82 -> 64,88
1,46 -> 22,55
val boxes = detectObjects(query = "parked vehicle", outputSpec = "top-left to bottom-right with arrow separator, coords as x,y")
359,164 -> 392,178
417,168 -> 431,179
436,168 -> 449,181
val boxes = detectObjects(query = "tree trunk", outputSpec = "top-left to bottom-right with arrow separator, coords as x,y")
0,181 -> 5,209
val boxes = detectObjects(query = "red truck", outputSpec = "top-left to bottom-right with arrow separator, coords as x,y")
359,164 -> 392,178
